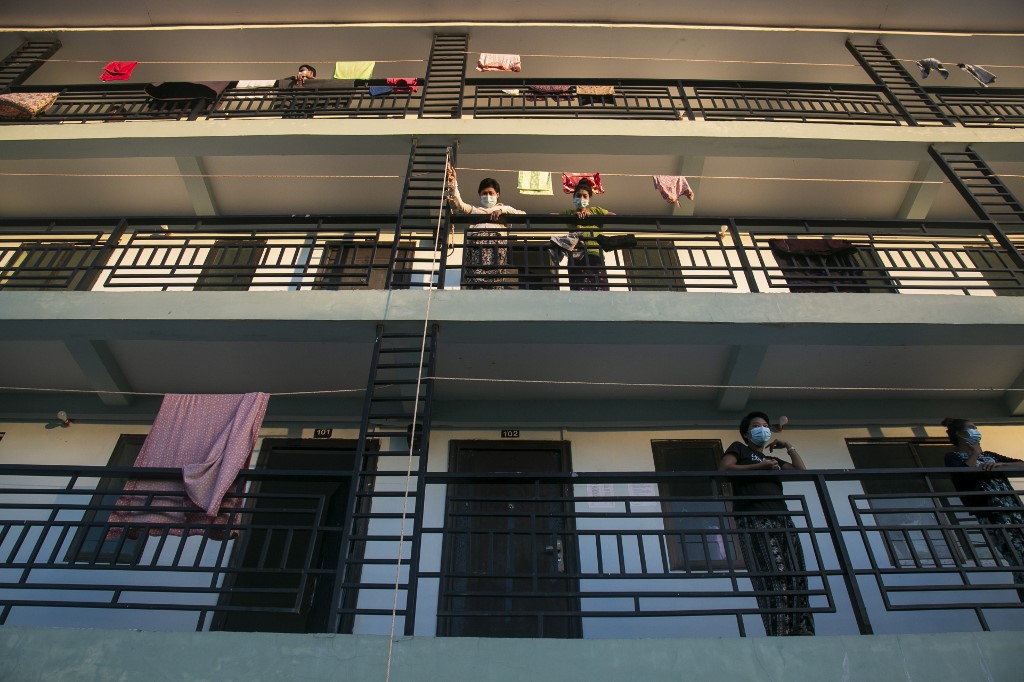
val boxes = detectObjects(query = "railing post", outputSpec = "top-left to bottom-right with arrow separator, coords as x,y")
76,218 -> 129,291
812,473 -> 874,635
676,81 -> 695,121
727,219 -> 760,293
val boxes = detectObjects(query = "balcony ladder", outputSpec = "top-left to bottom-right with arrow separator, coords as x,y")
385,140 -> 453,289
332,323 -> 439,636
0,39 -> 62,90
418,34 -> 469,119
846,40 -> 951,126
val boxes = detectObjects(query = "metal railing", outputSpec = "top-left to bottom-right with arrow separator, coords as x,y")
1,80 -> 1020,127
1,464 -> 1020,636
2,215 -> 1023,295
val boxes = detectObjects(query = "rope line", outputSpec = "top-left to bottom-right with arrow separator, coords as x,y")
455,167 -> 953,185
384,145 -> 451,682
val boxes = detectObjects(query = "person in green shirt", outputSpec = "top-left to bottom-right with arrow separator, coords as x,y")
559,179 -> 614,291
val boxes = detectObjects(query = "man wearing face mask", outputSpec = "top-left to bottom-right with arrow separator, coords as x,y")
719,411 -> 815,636
942,418 -> 1024,600
447,168 -> 525,289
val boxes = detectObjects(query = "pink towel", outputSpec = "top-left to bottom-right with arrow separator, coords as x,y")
386,77 -> 419,93
101,61 -> 138,81
106,393 -> 269,538
477,53 -> 522,72
652,175 -> 694,205
562,173 -> 605,195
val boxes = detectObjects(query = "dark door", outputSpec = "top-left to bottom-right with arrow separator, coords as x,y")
439,440 -> 580,638
213,438 -> 367,633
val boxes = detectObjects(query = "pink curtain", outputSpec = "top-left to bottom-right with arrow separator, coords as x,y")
106,393 -> 269,539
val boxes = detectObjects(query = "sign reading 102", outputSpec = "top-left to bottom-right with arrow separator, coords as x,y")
501,430 -> 520,438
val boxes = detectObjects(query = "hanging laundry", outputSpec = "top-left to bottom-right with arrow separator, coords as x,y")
477,53 -> 522,72
527,84 -> 575,101
368,85 -> 394,97
106,393 -> 270,539
914,58 -> 949,80
144,81 -> 230,101
652,175 -> 695,206
501,88 -> 522,96
518,170 -> 554,196
575,85 -> 616,96
101,61 -> 138,81
547,233 -> 583,264
234,79 -> 278,89
334,61 -> 375,80
958,63 -> 997,87
0,91 -> 60,119
386,77 -> 419,93
562,173 -> 605,195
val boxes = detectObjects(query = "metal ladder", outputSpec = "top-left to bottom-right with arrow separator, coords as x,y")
0,40 -> 62,89
418,34 -> 469,119
928,147 -> 1024,225
333,324 -> 439,635
846,40 -> 951,126
385,140 -> 454,289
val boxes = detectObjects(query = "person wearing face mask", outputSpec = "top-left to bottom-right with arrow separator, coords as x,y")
942,418 -> 1024,600
447,168 -> 525,289
719,411 -> 814,636
559,180 -> 615,291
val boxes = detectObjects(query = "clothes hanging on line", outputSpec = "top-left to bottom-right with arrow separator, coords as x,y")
547,233 -> 583,264
958,63 -> 996,86
144,81 -> 230,101
334,61 -> 375,80
915,58 -> 949,79
234,79 -> 278,88
653,175 -> 695,206
527,84 -> 575,101
106,393 -> 270,539
562,172 -> 604,194
368,85 -> 394,97
518,170 -> 554,195
575,85 -> 616,95
477,53 -> 522,72
101,61 -> 138,81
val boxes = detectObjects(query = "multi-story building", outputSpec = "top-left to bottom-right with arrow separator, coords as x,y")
1,3 -> 1023,679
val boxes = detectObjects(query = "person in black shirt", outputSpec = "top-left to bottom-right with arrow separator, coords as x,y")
719,411 -> 814,635
942,417 -> 1024,600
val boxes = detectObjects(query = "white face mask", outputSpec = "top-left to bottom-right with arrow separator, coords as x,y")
573,196 -> 589,209
480,194 -> 498,208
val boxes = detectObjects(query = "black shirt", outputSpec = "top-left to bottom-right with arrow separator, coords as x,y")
725,441 -> 788,512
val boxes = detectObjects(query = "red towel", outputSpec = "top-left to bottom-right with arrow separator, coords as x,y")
652,175 -> 694,206
101,61 -> 138,81
562,173 -> 604,195
106,393 -> 269,538
386,77 -> 419,93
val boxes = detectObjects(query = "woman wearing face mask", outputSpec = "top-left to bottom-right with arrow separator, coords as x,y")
447,168 -> 525,289
719,411 -> 814,636
560,179 -> 615,291
942,418 -> 1024,600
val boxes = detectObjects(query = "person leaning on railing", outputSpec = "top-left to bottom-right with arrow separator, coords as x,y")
942,417 -> 1024,601
718,411 -> 815,636
560,179 -> 615,291
446,167 -> 524,289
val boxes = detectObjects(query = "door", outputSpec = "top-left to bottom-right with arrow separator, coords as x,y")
439,440 -> 580,638
213,438 -> 370,633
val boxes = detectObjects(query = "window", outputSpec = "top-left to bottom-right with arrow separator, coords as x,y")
652,440 -> 742,571
508,240 -> 558,290
622,240 -> 686,291
0,241 -> 106,290
314,241 -> 411,290
847,439 -> 979,568
769,238 -> 894,293
194,239 -> 267,291
64,435 -> 147,564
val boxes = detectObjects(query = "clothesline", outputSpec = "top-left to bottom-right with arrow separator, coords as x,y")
456,168 -> 958,185
4,381 -> 1022,396
43,55 -> 1024,69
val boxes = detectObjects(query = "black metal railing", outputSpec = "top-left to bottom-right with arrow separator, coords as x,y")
1,464 -> 1021,636
3,215 -> 1023,295
2,80 -> 1020,127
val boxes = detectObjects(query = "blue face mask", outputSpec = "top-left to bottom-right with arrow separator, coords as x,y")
963,428 -> 982,446
480,194 -> 498,209
748,426 -> 772,447
573,196 -> 589,209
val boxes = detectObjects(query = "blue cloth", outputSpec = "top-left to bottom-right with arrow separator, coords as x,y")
368,86 -> 394,97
